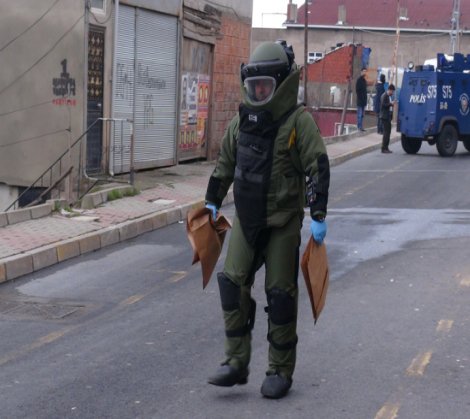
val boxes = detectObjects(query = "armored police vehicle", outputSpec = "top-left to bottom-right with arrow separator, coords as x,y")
397,53 -> 470,157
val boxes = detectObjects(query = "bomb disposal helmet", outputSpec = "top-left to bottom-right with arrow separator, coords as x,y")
241,40 -> 295,106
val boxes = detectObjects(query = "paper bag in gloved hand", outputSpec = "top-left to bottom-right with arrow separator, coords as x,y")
186,207 -> 231,289
301,237 -> 329,324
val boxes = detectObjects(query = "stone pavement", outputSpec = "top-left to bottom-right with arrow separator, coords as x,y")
0,130 -> 399,283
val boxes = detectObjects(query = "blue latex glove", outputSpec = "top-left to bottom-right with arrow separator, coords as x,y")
310,219 -> 327,244
205,203 -> 218,220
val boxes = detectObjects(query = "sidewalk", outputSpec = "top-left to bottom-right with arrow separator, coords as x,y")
0,130 -> 399,283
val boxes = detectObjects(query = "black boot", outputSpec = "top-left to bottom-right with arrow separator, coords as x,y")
260,373 -> 292,399
208,363 -> 249,387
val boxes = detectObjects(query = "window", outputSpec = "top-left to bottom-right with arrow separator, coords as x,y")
308,52 -> 324,63
91,0 -> 105,11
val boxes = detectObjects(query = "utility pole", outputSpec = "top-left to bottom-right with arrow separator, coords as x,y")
391,0 -> 408,86
451,0 -> 461,54
303,1 -> 310,105
391,0 -> 400,86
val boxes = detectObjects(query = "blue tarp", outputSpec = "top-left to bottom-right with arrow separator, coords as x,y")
362,47 -> 372,69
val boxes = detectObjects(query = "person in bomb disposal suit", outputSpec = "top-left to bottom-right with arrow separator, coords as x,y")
204,40 -> 330,399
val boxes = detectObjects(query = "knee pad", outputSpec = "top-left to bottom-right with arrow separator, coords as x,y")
225,297 -> 256,338
265,288 -> 296,325
217,273 -> 240,311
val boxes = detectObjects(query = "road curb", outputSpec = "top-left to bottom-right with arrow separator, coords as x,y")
0,203 -> 53,227
0,198 -> 204,282
330,136 -> 400,166
0,142 -> 387,283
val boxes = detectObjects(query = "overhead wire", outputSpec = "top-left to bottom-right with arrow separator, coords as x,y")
0,0 -> 62,53
0,13 -> 84,97
0,100 -> 52,118
0,1 -> 110,119
0,3 -> 112,148
0,129 -> 68,149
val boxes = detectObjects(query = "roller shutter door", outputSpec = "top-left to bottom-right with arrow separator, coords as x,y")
111,5 -> 134,173
112,5 -> 178,174
134,8 -> 177,167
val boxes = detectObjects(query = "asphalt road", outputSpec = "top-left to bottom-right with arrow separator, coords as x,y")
1,141 -> 470,419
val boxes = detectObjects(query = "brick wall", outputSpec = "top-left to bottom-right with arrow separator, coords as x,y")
305,45 -> 371,108
208,15 -> 251,160
308,45 -> 357,84
305,45 -> 381,133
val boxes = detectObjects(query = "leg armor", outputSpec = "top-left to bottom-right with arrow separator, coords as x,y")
265,287 -> 298,378
217,272 -> 256,370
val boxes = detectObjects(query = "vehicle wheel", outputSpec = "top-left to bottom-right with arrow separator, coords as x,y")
401,135 -> 422,154
463,137 -> 470,152
436,125 -> 458,157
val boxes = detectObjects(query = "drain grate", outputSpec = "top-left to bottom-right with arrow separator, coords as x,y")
0,299 -> 84,320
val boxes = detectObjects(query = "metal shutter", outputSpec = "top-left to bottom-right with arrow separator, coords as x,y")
111,4 -> 135,174
111,5 -> 178,174
134,8 -> 177,168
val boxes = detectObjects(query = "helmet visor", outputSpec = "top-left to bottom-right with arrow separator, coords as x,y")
243,76 -> 276,105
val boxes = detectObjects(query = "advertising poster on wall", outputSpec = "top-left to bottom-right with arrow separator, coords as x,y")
180,73 -> 189,122
179,73 -> 210,159
187,73 -> 198,125
197,75 -> 209,149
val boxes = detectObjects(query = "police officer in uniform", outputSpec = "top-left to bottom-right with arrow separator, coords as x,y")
205,40 -> 330,399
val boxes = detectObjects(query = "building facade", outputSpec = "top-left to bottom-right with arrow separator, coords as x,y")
0,0 -> 88,208
0,0 -> 252,210
251,0 -> 470,136
254,0 -> 470,70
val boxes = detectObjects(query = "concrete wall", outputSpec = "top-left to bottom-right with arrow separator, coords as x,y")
120,0 -> 181,16
204,0 -> 251,18
0,184 -> 18,211
0,0 -> 86,188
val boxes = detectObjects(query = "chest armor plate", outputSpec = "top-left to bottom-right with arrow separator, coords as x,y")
234,105 -> 283,245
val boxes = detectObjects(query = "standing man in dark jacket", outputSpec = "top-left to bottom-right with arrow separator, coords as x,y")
204,40 -> 330,399
374,74 -> 386,134
380,83 -> 396,153
355,67 -> 368,131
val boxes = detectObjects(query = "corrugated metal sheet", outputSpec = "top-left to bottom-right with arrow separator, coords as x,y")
134,8 -> 177,166
112,4 -> 178,174
112,4 -> 135,173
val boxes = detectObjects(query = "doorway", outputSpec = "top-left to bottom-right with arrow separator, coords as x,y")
86,26 -> 105,174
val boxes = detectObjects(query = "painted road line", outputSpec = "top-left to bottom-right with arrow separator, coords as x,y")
119,272 -> 187,307
120,294 -> 145,306
169,271 -> 187,283
406,351 -> 432,376
330,159 -> 411,204
374,402 -> 400,419
436,319 -> 454,333
460,278 -> 470,287
0,328 -> 72,367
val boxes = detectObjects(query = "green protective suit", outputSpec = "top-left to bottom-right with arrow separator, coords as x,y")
205,68 -> 330,380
